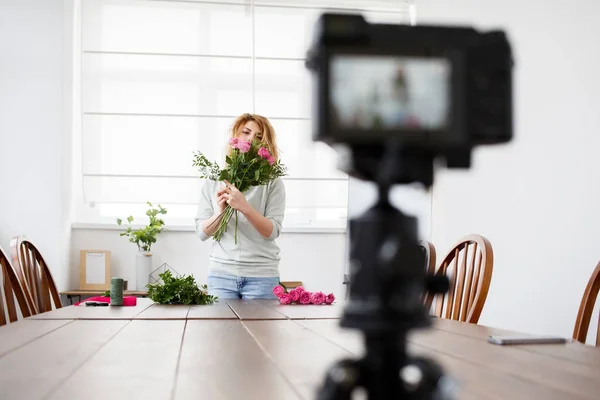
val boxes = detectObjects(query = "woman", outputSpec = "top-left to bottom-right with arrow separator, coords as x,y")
195,113 -> 285,299
378,67 -> 421,129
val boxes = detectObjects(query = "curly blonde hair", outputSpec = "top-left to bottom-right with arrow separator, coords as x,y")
227,113 -> 280,161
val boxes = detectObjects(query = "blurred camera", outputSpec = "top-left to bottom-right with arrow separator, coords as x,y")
306,13 -> 514,400
305,13 -> 513,182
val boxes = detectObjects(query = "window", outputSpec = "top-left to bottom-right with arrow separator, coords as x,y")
74,0 -> 412,230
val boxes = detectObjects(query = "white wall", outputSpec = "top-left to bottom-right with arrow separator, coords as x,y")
420,0 -> 600,343
0,0 -> 71,290
70,228 -> 347,297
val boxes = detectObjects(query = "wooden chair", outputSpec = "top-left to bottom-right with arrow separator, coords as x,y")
0,245 -> 33,325
427,234 -> 493,324
572,260 -> 600,346
10,236 -> 62,314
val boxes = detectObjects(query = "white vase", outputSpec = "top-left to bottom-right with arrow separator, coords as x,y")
135,251 -> 153,291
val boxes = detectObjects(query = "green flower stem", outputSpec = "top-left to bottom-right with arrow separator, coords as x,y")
235,210 -> 239,244
213,206 -> 235,242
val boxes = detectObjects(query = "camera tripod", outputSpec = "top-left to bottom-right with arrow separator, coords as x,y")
317,144 -> 453,400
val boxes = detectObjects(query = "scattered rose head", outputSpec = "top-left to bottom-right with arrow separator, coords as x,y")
299,291 -> 312,304
272,285 -> 285,298
279,293 -> 292,305
325,293 -> 335,304
289,289 -> 300,302
310,291 -> 326,305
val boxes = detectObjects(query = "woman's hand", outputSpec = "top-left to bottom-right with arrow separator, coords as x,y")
223,179 -> 279,239
216,187 -> 228,213
202,187 -> 228,237
223,180 -> 250,214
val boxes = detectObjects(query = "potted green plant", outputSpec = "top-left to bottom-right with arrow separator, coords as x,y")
117,202 -> 167,291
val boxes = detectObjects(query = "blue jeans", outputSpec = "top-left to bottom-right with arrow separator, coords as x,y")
207,273 -> 280,300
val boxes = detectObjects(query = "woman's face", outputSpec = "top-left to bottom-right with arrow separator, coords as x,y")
237,120 -> 261,142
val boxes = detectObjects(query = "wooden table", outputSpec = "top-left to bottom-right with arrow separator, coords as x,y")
60,289 -> 149,304
0,299 -> 598,399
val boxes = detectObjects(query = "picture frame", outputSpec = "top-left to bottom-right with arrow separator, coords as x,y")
79,250 -> 111,290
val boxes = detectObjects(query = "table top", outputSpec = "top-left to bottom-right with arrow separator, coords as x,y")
60,289 -> 148,296
0,299 -> 598,399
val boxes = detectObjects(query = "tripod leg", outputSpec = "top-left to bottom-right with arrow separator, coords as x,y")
317,359 -> 361,400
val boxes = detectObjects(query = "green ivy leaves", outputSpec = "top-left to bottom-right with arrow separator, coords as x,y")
146,270 -> 218,305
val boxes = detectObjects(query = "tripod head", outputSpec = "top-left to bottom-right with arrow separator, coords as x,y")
305,12 -> 514,400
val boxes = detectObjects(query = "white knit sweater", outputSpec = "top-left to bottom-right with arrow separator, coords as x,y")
195,178 -> 285,277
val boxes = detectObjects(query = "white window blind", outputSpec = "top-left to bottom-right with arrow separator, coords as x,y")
76,0 -> 411,229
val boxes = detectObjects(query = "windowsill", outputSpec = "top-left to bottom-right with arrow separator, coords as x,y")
71,222 -> 347,234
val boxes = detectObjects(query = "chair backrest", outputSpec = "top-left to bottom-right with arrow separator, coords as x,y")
280,281 -> 303,290
420,240 -> 437,276
10,236 -> 62,313
428,234 -> 493,324
420,240 -> 437,308
0,245 -> 33,325
8,237 -> 37,314
572,261 -> 600,346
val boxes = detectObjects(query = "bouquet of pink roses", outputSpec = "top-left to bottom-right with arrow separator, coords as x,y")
272,284 -> 335,305
192,138 -> 286,243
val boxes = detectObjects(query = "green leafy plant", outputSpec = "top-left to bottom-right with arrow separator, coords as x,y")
146,270 -> 217,305
116,202 -> 167,252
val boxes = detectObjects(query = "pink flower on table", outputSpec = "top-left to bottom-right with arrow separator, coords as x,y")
289,289 -> 300,302
299,291 -> 311,304
295,286 -> 305,293
325,293 -> 335,304
258,147 -> 271,159
310,291 -> 325,305
237,140 -> 251,153
279,293 -> 292,304
272,285 -> 285,298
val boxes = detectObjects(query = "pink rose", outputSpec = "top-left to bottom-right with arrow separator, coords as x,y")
267,156 -> 275,165
295,286 -> 305,293
289,289 -> 300,302
299,291 -> 311,304
258,147 -> 271,159
228,137 -> 239,146
237,140 -> 251,153
279,293 -> 292,305
325,293 -> 335,304
311,291 -> 325,305
272,285 -> 285,298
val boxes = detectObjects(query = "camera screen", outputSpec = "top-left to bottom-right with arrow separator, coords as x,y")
330,55 -> 451,131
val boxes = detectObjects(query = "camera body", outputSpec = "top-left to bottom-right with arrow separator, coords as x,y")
305,13 -> 513,184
